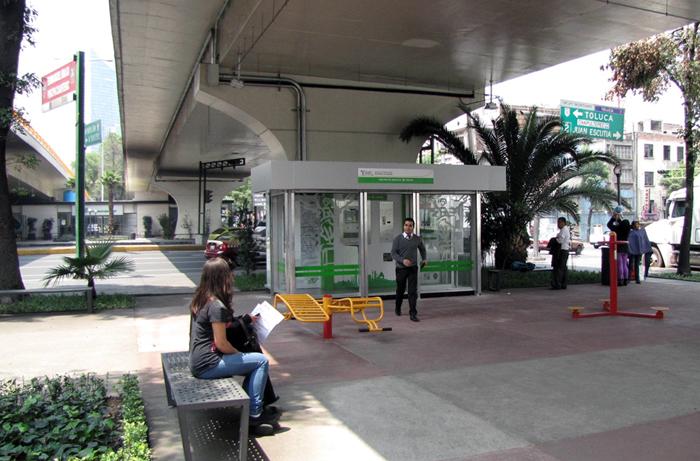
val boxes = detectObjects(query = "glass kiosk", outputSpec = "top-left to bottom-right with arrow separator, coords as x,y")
252,161 -> 505,298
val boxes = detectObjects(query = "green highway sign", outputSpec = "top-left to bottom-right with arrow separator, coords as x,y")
560,100 -> 625,141
84,120 -> 102,146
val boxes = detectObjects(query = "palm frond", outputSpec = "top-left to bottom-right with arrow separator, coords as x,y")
42,265 -> 80,287
399,116 -> 478,164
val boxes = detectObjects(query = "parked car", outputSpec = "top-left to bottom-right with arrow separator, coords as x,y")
538,237 -> 585,255
204,227 -> 266,266
204,227 -> 244,262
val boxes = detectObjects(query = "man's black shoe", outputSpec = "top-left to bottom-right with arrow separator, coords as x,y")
410,315 -> 420,322
395,307 -> 401,316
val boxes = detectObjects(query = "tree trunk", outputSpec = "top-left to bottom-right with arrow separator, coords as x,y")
677,24 -> 698,276
88,278 -> 96,300
0,0 -> 27,290
108,186 -> 114,235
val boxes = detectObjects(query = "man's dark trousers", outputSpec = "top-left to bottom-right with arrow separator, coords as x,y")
396,266 -> 419,316
551,251 -> 569,289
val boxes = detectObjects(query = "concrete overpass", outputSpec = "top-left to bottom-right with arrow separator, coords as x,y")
109,0 -> 698,237
7,120 -> 72,203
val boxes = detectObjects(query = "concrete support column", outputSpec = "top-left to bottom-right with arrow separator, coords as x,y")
153,181 -> 234,243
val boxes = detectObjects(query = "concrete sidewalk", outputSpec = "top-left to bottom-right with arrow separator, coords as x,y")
1,279 -> 699,460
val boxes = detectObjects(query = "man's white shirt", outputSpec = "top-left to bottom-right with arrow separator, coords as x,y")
556,226 -> 571,250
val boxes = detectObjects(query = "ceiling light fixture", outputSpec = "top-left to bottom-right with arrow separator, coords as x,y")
484,78 -> 498,110
229,53 -> 245,88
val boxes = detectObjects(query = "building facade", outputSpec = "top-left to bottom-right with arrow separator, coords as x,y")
630,120 -> 685,221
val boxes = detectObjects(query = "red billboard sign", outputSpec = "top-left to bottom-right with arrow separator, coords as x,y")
41,61 -> 76,112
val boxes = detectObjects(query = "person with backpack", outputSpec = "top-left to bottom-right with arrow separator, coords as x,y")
189,258 -> 280,427
628,220 -> 653,284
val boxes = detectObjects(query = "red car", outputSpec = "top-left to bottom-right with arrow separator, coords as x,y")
204,228 -> 242,262
538,238 -> 585,255
204,227 -> 266,267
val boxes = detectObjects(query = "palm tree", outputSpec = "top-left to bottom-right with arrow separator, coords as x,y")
401,104 -> 620,269
43,240 -> 134,299
99,171 -> 121,235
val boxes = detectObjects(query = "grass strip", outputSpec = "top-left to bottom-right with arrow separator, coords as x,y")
0,294 -> 135,314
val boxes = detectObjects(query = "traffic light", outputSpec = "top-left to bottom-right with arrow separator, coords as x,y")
204,189 -> 213,203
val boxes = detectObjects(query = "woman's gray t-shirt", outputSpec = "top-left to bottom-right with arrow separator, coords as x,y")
189,298 -> 233,377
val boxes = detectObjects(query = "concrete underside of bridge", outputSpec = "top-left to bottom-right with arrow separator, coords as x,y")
110,0 -> 699,234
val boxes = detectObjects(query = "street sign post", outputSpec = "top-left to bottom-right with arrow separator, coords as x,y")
41,61 -> 76,112
560,100 -> 625,141
85,120 -> 102,146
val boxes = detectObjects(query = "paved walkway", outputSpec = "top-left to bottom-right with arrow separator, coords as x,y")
1,279 -> 699,460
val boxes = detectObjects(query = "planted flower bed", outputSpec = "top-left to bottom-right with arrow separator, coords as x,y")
0,374 -> 150,460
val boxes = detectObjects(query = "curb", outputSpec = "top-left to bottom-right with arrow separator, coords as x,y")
18,244 -> 205,256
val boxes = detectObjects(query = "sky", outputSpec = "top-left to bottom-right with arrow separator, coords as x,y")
14,0 -> 686,166
15,0 -> 114,165
493,50 -> 685,130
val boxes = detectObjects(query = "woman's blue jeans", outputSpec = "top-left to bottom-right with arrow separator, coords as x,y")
200,352 -> 269,416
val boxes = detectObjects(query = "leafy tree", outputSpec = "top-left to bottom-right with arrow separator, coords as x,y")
660,165 -> 687,193
225,178 -> 252,224
99,171 -> 121,234
235,223 -> 258,275
42,240 -> 134,299
78,133 -> 125,200
0,0 -> 37,290
157,213 -> 175,239
84,151 -> 101,198
604,24 -> 699,275
401,104 -> 619,269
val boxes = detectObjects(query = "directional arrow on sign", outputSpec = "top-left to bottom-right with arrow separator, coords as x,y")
560,100 -> 625,141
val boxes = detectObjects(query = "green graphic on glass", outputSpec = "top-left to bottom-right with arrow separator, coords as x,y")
320,194 -> 335,291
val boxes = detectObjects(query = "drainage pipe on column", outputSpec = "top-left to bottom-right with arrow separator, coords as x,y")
219,74 -> 307,161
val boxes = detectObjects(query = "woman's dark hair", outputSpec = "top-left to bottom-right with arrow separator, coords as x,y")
190,258 -> 233,315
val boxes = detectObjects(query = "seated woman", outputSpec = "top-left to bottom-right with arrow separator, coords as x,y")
189,257 -> 279,426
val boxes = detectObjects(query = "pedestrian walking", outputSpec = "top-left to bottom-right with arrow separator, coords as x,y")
628,220 -> 652,283
390,217 -> 427,322
550,217 -> 570,290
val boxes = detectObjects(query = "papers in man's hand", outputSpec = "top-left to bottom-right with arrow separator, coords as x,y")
250,301 -> 284,344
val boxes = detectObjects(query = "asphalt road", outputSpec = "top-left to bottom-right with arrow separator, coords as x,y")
19,250 -> 206,293
20,244 -> 654,295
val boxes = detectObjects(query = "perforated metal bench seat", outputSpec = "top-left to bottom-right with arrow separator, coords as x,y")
161,351 -> 253,461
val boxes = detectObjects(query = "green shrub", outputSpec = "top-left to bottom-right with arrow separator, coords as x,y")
649,272 -> 700,282
235,273 -> 266,291
0,294 -> 134,314
101,375 -> 151,461
481,267 -> 599,290
0,374 -> 150,461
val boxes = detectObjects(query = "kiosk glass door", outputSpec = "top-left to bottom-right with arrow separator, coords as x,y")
294,193 -> 360,297
270,194 -> 287,293
366,193 -> 414,296
419,194 -> 474,292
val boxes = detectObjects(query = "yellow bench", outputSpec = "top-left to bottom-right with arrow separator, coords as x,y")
273,294 -> 330,322
322,296 -> 392,333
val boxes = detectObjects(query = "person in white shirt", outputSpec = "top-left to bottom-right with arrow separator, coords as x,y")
551,217 -> 570,290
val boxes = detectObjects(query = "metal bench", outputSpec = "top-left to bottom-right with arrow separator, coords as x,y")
323,296 -> 392,333
272,293 -> 330,322
0,286 -> 93,312
161,351 -> 251,461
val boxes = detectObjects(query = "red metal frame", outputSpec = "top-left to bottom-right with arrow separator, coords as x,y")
572,232 -> 665,320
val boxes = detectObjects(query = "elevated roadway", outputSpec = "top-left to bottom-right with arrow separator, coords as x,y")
109,0 -> 699,236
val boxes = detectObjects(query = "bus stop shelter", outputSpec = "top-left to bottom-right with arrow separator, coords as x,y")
252,161 -> 505,298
